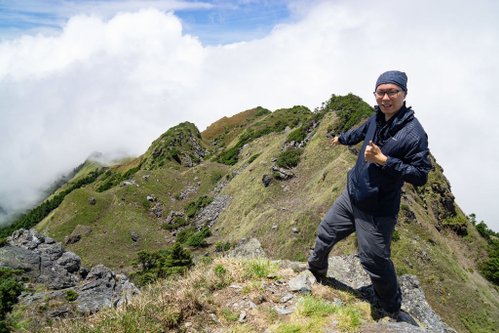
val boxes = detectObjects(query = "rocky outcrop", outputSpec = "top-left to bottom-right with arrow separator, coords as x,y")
226,239 -> 456,333
226,238 -> 268,259
193,195 -> 231,229
141,122 -> 208,170
0,229 -> 139,322
1,229 -> 83,289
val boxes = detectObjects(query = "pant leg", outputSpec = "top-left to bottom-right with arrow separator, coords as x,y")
308,190 -> 356,271
353,206 -> 401,313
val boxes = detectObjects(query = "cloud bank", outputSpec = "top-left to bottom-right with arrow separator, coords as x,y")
1,0 -> 498,230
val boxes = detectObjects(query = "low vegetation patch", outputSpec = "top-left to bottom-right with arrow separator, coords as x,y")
470,217 -> 499,285
217,106 -> 312,165
318,93 -> 374,135
132,244 -> 193,287
175,226 -> 212,248
0,268 -> 24,332
185,196 -> 213,219
441,215 -> 468,236
276,148 -> 303,169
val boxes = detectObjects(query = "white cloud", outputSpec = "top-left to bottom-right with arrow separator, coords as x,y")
1,0 -> 499,231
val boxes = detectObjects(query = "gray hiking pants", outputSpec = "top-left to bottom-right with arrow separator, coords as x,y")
308,190 -> 401,313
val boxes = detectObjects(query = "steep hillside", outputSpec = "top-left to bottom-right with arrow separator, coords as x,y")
211,106 -> 498,333
1,95 -> 497,333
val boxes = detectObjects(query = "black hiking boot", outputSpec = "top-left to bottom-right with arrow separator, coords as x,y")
307,265 -> 327,282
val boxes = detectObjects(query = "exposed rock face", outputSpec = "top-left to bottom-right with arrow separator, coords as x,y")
326,255 -> 457,333
1,229 -> 82,289
0,229 -> 139,322
226,239 -> 456,333
193,195 -> 231,229
76,265 -> 138,315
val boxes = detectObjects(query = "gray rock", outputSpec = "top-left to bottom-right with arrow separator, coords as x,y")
4,229 -> 139,320
193,195 -> 230,229
226,238 -> 267,259
65,225 -> 92,245
76,265 -> 139,315
65,234 -> 81,244
88,197 -> 97,205
38,241 -> 64,261
271,166 -> 295,180
150,202 -> 164,218
288,270 -> 316,293
274,305 -> 294,315
324,255 -> 457,333
121,179 -> 138,187
262,174 -> 272,187
399,276 -> 457,333
165,211 -> 184,224
56,251 -> 81,273
326,254 -> 371,289
130,232 -> 140,242
280,293 -> 295,303
8,228 -> 44,249
0,245 -> 41,276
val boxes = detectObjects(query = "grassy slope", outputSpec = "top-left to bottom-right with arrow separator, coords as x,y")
31,101 -> 497,333
37,161 -> 230,271
212,112 -> 498,333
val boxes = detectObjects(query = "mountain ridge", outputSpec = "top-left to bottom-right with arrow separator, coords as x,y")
1,94 -> 497,332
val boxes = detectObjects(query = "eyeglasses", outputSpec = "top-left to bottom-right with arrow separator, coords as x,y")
373,90 -> 401,98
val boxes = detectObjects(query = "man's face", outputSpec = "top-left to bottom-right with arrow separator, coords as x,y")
374,83 -> 406,120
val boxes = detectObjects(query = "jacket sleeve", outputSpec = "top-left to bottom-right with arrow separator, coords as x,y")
381,134 -> 432,186
338,119 -> 370,145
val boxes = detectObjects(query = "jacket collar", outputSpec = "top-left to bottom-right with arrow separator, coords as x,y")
374,102 -> 414,139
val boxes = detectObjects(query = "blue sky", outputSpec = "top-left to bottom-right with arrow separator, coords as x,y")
1,0 -> 499,231
0,0 -> 294,44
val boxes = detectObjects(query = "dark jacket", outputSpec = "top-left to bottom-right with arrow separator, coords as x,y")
339,104 -> 431,217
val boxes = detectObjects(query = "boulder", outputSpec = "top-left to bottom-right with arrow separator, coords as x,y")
65,225 -> 92,245
262,174 -> 272,187
2,229 -> 139,322
226,238 -> 267,259
76,265 -> 138,315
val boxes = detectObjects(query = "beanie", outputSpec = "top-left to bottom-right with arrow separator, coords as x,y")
375,70 -> 408,92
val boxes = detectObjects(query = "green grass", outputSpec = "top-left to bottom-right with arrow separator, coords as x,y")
243,259 -> 279,279
270,295 -> 363,333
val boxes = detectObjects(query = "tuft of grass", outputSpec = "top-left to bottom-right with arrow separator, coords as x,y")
64,290 -> 79,302
243,259 -> 279,279
297,295 -> 338,317
221,308 -> 239,322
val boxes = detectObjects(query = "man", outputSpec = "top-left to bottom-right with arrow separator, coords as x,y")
307,70 -> 431,319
